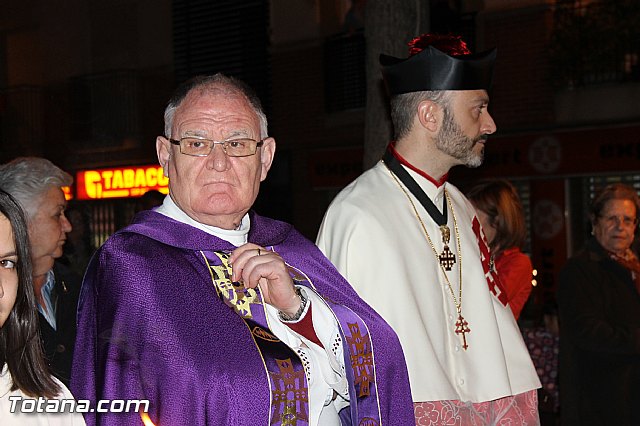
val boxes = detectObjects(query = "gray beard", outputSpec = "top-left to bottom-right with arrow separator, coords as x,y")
435,109 -> 486,168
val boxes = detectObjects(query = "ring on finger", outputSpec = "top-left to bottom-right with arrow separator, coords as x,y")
257,249 -> 261,256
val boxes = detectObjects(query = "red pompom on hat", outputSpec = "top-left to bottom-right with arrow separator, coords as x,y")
408,33 -> 472,57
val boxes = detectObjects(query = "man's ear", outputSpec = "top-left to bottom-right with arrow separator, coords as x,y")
259,137 -> 276,181
417,100 -> 440,133
156,136 -> 171,177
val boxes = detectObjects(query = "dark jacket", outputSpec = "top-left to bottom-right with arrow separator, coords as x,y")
558,238 -> 640,426
38,261 -> 82,387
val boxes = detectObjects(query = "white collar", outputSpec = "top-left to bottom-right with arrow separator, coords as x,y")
155,195 -> 250,247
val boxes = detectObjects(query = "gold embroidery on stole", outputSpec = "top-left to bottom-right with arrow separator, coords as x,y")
203,251 -> 260,319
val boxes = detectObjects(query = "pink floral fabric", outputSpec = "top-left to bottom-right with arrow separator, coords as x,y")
413,390 -> 539,425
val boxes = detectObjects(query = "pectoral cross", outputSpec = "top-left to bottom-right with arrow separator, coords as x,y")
439,246 -> 456,271
455,313 -> 470,350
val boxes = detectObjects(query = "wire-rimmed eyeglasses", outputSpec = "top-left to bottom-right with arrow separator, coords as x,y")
169,136 -> 264,157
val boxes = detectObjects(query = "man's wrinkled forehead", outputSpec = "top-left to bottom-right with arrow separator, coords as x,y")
173,88 -> 256,130
178,85 -> 242,112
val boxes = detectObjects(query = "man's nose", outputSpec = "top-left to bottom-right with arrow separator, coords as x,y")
482,112 -> 497,135
207,143 -> 230,171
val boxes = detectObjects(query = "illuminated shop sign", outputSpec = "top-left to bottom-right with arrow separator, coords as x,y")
76,165 -> 169,200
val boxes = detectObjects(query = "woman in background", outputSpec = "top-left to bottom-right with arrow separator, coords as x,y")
0,189 -> 84,424
467,179 -> 533,319
558,183 -> 640,426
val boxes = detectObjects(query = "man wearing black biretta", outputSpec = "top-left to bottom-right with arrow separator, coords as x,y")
318,33 -> 542,425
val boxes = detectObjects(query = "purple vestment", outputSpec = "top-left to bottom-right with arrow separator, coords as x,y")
72,210 -> 414,425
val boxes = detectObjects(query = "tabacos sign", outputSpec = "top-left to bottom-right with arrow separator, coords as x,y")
76,165 -> 169,200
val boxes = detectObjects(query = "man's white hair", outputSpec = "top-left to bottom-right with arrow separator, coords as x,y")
163,74 -> 268,140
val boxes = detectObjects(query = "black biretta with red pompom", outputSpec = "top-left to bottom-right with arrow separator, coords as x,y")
380,33 -> 497,95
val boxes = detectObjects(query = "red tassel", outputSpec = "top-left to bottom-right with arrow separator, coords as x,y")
408,33 -> 472,57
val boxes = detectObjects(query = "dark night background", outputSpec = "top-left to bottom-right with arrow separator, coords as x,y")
2,1 -> 640,422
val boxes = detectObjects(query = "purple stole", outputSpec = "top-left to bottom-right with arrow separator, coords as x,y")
201,250 -> 382,426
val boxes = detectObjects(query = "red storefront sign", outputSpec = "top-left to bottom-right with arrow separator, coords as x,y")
76,165 -> 169,200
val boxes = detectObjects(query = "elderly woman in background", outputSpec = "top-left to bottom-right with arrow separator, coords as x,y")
558,183 -> 640,426
467,179 -> 533,319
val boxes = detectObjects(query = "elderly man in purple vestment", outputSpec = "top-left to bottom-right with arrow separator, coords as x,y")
71,74 -> 414,426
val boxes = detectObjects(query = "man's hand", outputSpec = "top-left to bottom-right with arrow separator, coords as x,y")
228,243 -> 301,316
